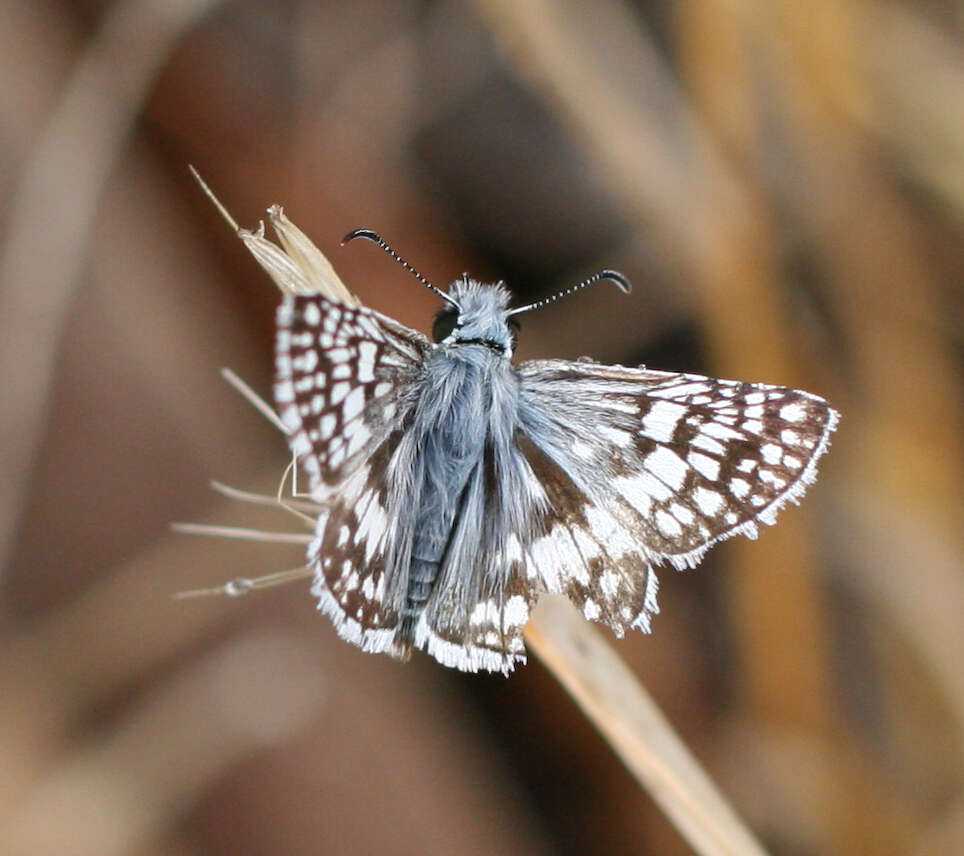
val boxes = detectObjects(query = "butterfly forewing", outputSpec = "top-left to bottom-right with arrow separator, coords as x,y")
275,295 -> 428,497
518,360 -> 839,577
275,296 -> 428,652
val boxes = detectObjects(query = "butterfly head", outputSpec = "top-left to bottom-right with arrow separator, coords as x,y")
432,277 -> 519,356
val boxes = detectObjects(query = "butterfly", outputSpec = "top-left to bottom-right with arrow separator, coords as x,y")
273,229 -> 839,675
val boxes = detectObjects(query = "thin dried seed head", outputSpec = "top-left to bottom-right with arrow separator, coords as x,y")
190,167 -> 352,300
267,206 -> 357,305
239,227 -> 315,296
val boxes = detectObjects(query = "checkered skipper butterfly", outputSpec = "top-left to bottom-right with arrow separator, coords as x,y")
274,229 -> 839,675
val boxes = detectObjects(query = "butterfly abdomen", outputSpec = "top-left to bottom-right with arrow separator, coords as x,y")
397,508 -> 455,655
389,348 -> 508,654
394,553 -> 441,658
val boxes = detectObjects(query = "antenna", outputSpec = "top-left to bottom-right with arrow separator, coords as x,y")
507,269 -> 631,316
342,228 -> 461,310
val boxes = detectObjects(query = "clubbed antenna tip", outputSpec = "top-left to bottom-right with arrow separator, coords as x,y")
508,268 -> 632,316
341,228 -> 461,310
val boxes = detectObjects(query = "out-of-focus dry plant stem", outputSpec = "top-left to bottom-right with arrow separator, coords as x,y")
673,0 -> 830,738
839,490 -> 964,744
760,14 -> 964,851
868,7 -> 964,219
0,4 -> 307,851
3,601 -> 324,856
472,0 -> 742,266
769,0 -> 964,533
674,3 -> 917,850
764,0 -> 964,762
916,795 -> 964,856
0,488 -> 317,854
0,0 -> 223,577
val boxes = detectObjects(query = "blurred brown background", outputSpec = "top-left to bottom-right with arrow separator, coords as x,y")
1,0 -> 962,854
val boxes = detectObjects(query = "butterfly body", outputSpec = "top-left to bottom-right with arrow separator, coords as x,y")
274,272 -> 838,675
392,280 -> 524,657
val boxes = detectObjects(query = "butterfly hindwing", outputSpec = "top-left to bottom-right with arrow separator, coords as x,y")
307,432 -> 410,654
515,431 -> 661,634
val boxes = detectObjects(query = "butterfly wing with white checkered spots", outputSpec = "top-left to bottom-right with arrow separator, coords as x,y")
274,295 -> 428,653
516,359 -> 839,633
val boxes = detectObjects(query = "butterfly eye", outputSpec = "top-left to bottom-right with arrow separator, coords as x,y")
508,318 -> 521,350
432,309 -> 459,343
